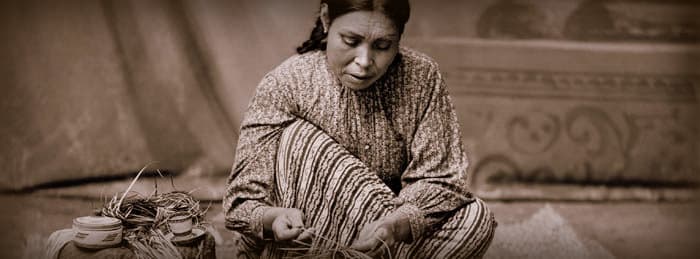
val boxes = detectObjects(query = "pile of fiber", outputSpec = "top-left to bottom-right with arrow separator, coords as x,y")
97,167 -> 209,259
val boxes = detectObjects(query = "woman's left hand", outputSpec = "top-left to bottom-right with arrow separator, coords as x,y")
350,215 -> 410,257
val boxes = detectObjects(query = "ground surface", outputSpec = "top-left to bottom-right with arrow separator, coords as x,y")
2,192 -> 699,259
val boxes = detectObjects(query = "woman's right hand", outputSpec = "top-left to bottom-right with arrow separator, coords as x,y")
262,207 -> 314,241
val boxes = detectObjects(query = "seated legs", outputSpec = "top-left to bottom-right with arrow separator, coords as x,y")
244,120 -> 496,258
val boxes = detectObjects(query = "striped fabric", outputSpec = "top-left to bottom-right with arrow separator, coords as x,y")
242,120 -> 496,258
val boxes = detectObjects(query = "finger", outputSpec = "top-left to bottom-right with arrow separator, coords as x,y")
350,236 -> 379,252
280,209 -> 304,231
356,221 -> 380,241
288,212 -> 305,229
366,228 -> 393,257
275,226 -> 303,241
367,239 -> 392,258
273,217 -> 302,241
375,227 -> 393,244
375,227 -> 388,237
295,227 -> 315,242
373,237 -> 392,256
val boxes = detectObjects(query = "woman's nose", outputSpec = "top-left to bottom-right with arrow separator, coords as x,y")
353,46 -> 373,69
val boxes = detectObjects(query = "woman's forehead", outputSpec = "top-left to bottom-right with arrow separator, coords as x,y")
333,11 -> 399,39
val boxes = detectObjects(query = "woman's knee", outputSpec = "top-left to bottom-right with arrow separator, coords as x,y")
398,198 -> 496,258
454,198 -> 497,257
276,120 -> 325,184
424,198 -> 497,258
470,198 -> 497,230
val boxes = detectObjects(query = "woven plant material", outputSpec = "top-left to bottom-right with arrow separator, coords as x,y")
89,165 -> 212,259
99,189 -> 210,259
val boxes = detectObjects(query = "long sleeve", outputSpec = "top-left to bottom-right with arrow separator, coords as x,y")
394,66 -> 474,241
223,73 -> 297,242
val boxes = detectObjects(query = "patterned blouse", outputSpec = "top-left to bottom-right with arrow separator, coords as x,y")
224,47 -> 474,242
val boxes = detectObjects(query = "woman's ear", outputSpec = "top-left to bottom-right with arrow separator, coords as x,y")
320,3 -> 330,33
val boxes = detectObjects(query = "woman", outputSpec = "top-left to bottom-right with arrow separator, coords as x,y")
224,0 -> 496,258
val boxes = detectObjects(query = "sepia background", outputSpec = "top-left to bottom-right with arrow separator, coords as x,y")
1,0 -> 699,258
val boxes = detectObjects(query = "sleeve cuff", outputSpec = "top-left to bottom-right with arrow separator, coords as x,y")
392,203 -> 428,242
250,205 -> 273,240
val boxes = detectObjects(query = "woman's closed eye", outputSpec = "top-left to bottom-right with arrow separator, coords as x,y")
373,39 -> 392,50
342,36 -> 360,46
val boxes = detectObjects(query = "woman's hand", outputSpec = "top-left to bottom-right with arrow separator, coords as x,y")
262,207 -> 314,242
350,214 -> 411,257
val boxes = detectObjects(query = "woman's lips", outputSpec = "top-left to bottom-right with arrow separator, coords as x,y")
343,73 -> 374,90
348,73 -> 371,81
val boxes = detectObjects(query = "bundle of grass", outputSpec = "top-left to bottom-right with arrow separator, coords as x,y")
280,228 -> 392,259
99,166 -> 209,259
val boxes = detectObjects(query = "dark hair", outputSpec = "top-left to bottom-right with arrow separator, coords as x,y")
296,0 -> 411,54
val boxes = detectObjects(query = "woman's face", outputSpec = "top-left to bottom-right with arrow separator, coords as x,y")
325,10 -> 400,91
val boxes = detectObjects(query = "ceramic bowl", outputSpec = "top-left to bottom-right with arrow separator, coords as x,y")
72,216 -> 123,249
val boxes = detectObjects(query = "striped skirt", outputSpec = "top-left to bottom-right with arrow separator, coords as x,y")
243,120 -> 496,258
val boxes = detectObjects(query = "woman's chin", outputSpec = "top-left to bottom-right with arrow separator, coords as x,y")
341,78 -> 374,91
